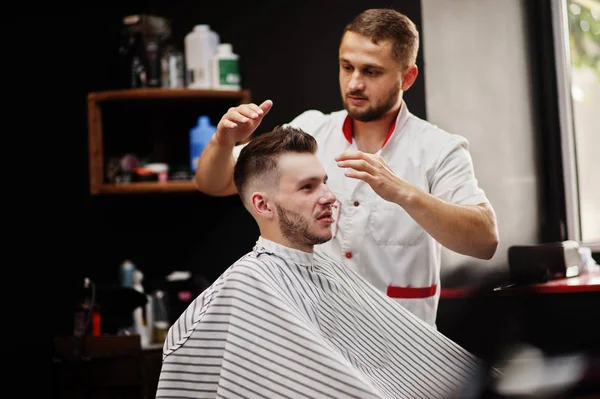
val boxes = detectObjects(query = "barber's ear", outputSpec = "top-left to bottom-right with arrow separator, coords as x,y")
251,192 -> 274,219
401,64 -> 418,91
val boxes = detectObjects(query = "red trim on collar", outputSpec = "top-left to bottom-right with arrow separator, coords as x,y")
382,122 -> 396,148
341,115 -> 397,148
342,115 -> 353,144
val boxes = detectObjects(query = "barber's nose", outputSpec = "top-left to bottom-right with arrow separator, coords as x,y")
348,71 -> 364,91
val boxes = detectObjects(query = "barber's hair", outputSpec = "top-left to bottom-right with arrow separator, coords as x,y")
343,8 -> 419,69
233,125 -> 318,201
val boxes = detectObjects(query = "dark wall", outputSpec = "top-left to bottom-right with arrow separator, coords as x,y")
38,1 -> 425,335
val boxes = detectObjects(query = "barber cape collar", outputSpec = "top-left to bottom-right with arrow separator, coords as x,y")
253,235 -> 314,267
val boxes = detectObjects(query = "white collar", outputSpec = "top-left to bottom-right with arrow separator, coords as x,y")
253,236 -> 314,267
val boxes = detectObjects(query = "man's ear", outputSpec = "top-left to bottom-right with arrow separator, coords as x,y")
401,64 -> 418,91
251,192 -> 274,219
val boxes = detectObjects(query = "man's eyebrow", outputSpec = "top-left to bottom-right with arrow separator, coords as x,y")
340,58 -> 383,70
297,176 -> 327,186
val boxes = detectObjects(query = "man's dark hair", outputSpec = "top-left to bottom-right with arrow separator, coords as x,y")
233,125 -> 318,202
343,8 -> 419,69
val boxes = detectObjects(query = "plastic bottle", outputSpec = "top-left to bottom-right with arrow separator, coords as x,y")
73,277 -> 101,338
212,43 -> 241,91
190,116 -> 217,172
120,260 -> 135,288
132,269 -> 152,347
161,44 -> 185,88
151,290 -> 170,344
184,25 -> 220,89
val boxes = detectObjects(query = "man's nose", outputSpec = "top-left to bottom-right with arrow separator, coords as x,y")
320,186 -> 336,205
348,71 -> 364,91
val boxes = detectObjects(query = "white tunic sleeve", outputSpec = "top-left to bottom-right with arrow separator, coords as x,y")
430,136 -> 490,206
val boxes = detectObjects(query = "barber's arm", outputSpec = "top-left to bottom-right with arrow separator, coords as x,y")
194,100 -> 273,196
335,150 -> 499,260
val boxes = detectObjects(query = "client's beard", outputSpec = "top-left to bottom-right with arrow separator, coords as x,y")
276,204 -> 330,247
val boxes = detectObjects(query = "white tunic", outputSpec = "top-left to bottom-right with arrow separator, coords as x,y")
156,237 -> 483,399
286,103 -> 489,326
233,103 -> 490,326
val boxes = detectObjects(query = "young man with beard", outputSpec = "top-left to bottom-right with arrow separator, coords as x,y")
194,8 -> 499,327
157,126 -> 484,399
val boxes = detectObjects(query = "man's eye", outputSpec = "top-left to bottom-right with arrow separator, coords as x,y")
301,184 -> 312,190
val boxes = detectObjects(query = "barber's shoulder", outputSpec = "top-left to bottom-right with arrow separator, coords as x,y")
408,114 -> 469,150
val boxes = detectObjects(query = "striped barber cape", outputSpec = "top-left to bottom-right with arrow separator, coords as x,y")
156,237 -> 483,399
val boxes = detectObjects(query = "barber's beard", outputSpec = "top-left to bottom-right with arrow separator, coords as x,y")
343,80 -> 400,122
276,204 -> 330,247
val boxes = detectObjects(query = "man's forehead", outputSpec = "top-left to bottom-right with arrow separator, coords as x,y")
278,153 -> 325,183
340,31 -> 394,65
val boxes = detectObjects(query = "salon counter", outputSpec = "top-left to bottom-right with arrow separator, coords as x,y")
436,268 -> 600,363
440,268 -> 600,299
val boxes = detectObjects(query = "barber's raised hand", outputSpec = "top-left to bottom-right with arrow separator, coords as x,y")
215,100 -> 273,147
336,150 -> 411,204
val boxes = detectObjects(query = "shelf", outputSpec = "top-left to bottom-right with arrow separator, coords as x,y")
87,88 -> 251,195
97,181 -> 199,194
88,88 -> 251,103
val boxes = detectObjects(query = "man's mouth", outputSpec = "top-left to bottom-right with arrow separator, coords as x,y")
347,94 -> 368,106
317,211 -> 334,224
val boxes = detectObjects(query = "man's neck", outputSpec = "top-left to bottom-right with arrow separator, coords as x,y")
261,230 -> 313,253
353,105 -> 401,154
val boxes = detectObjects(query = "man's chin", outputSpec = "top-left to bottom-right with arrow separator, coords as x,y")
313,234 -> 332,245
345,107 -> 373,123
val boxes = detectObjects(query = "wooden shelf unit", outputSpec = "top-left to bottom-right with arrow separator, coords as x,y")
87,88 -> 251,195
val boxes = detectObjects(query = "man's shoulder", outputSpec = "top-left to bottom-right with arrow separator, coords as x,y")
406,112 -> 452,138
405,112 -> 469,150
223,252 -> 280,282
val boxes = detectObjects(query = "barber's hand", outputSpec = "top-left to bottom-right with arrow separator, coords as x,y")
215,100 -> 273,147
335,150 -> 411,204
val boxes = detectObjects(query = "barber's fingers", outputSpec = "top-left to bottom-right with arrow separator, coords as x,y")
240,100 -> 273,122
335,150 -> 371,162
225,109 -> 254,125
258,99 -> 273,115
229,104 -> 260,120
220,118 -> 238,129
336,159 -> 377,175
343,170 -> 374,185
225,100 -> 273,125
216,101 -> 274,145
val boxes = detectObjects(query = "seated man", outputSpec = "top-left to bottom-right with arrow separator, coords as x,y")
156,126 -> 484,399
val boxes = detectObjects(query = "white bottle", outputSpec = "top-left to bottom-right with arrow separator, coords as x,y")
212,43 -> 241,91
184,24 -> 220,89
132,269 -> 152,347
